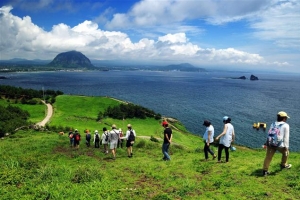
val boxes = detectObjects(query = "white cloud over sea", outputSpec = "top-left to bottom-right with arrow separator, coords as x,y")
0,1 -> 299,72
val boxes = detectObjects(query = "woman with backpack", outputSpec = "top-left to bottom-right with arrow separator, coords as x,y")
125,124 -> 136,158
215,116 -> 235,163
101,127 -> 109,154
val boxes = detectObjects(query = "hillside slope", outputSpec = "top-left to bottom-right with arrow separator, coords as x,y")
0,95 -> 299,199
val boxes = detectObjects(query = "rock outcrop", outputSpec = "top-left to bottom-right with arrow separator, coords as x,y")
250,74 -> 259,80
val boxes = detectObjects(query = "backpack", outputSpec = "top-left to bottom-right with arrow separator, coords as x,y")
129,131 -> 135,141
105,133 -> 109,142
267,123 -> 284,147
95,133 -> 99,141
75,134 -> 80,141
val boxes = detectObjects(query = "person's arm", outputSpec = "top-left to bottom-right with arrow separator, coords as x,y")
207,130 -> 212,146
283,124 -> 290,148
231,130 -> 235,143
216,124 -> 227,140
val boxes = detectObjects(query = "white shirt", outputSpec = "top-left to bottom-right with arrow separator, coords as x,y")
203,125 -> 214,143
273,121 -> 290,148
220,123 -> 234,147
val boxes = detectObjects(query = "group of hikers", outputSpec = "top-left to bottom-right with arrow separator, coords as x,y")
68,124 -> 136,159
202,111 -> 292,176
66,110 -> 292,176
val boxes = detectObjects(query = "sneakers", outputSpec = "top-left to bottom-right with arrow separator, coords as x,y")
213,155 -> 217,160
280,164 -> 292,169
263,170 -> 270,176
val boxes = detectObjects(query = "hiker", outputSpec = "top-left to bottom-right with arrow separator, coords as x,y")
202,120 -> 217,161
125,124 -> 136,158
101,127 -> 109,154
262,111 -> 292,176
85,129 -> 91,147
162,121 -> 172,161
109,124 -> 120,160
118,128 -> 124,148
73,129 -> 81,149
68,129 -> 74,147
94,130 -> 100,148
215,116 -> 235,163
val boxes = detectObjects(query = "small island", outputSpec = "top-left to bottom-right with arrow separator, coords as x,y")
250,74 -> 259,80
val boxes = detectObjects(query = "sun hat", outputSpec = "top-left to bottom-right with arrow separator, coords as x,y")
127,124 -> 132,128
95,130 -> 98,133
223,116 -> 229,121
112,124 -> 116,128
278,111 -> 290,118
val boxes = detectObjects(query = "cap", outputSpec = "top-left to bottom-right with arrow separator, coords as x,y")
95,130 -> 98,133
112,124 -> 116,128
278,111 -> 290,118
127,124 -> 132,128
75,129 -> 78,132
203,120 -> 210,126
162,121 -> 168,125
223,116 -> 229,121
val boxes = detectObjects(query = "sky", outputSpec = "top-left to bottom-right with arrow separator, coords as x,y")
0,0 -> 299,72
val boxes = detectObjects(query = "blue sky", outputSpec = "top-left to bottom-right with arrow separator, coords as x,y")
0,0 -> 299,72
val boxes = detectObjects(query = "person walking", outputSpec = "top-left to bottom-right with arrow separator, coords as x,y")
68,129 -> 74,147
85,129 -> 91,147
215,116 -> 235,163
94,130 -> 100,148
109,124 -> 120,160
101,127 -> 109,154
262,111 -> 292,176
202,120 -> 217,161
162,121 -> 172,161
73,129 -> 81,149
125,124 -> 136,158
118,128 -> 124,148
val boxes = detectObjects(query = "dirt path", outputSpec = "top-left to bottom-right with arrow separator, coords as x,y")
36,101 -> 53,127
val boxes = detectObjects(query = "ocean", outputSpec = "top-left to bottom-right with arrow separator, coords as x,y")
1,70 -> 300,151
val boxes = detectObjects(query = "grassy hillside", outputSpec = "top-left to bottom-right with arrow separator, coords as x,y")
1,95 -> 299,199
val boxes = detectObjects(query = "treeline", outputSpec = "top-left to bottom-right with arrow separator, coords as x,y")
0,85 -> 63,104
0,105 -> 30,137
99,103 -> 161,120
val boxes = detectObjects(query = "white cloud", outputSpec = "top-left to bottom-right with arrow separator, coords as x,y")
251,0 -> 300,48
0,5 -> 289,69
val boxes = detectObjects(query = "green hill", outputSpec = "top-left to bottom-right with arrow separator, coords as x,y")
0,95 -> 299,199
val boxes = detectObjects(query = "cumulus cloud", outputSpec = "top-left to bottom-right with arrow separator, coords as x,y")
0,5 -> 288,68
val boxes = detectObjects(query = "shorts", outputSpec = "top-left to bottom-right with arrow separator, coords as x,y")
110,142 -> 118,149
126,140 -> 134,148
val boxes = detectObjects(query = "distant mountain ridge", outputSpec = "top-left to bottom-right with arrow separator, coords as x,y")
47,50 -> 95,68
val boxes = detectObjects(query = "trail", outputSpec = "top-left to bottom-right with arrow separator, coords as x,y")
36,100 -> 53,127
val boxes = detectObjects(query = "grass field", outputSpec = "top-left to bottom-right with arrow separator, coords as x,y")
1,95 -> 299,199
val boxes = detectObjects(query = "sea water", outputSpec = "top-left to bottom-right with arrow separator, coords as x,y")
1,70 -> 300,151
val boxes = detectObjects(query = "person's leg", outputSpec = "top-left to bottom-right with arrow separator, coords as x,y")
163,143 -> 171,160
224,146 -> 229,162
130,146 -> 133,156
208,143 -> 215,157
277,147 -> 289,167
263,146 -> 276,171
204,142 -> 209,160
218,144 -> 224,162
